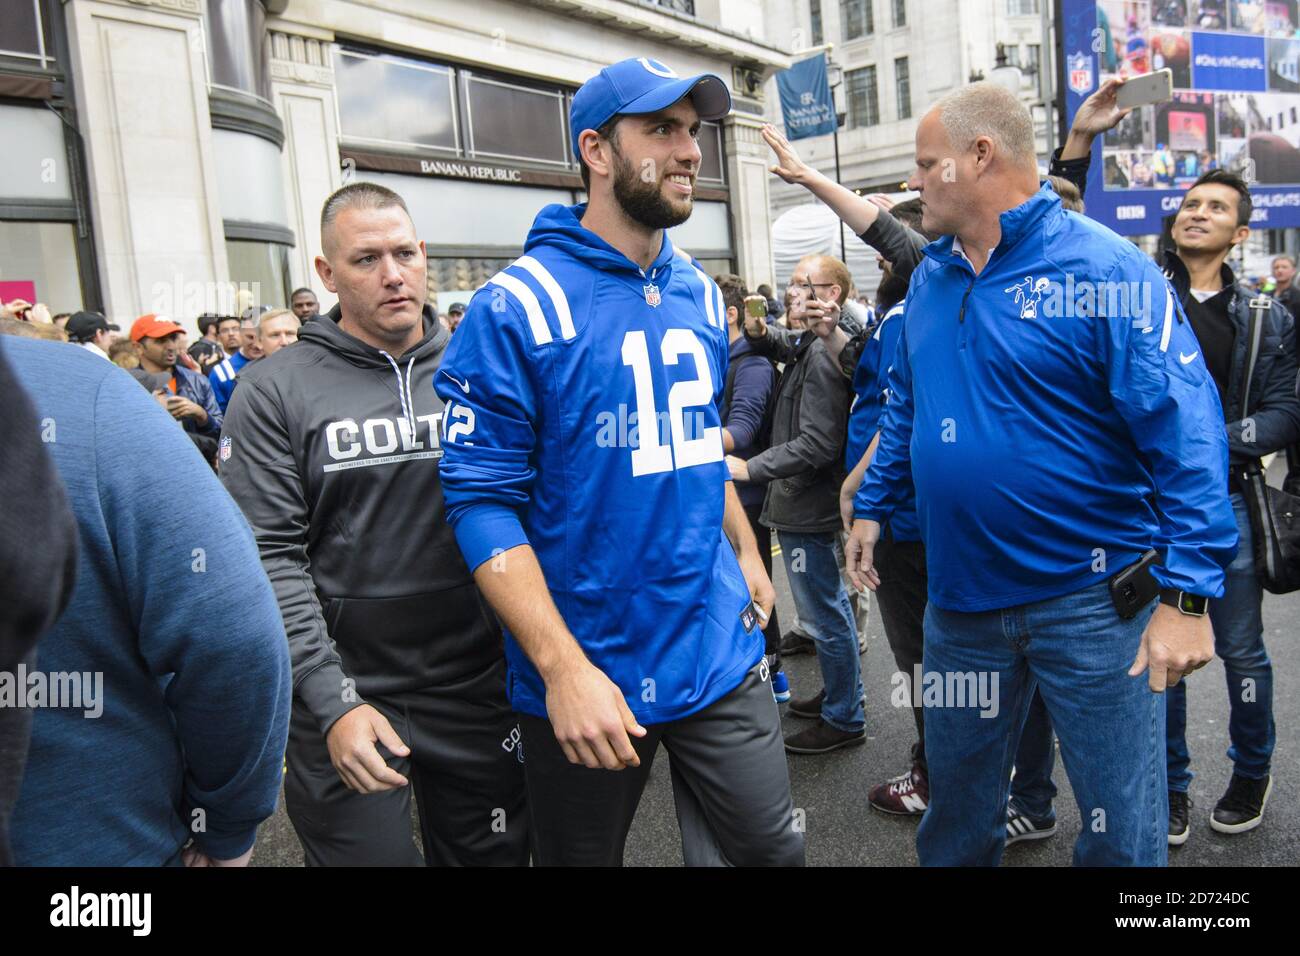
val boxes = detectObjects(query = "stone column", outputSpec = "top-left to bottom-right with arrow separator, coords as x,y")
723,111 -> 776,291
63,0 -> 228,331
268,26 -> 342,305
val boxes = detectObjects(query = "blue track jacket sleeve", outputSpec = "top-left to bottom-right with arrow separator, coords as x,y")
854,295 -> 916,524
435,292 -> 539,573
1103,257 -> 1237,596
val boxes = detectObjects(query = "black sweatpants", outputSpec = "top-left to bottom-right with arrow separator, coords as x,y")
284,657 -> 529,866
743,501 -> 782,657
873,532 -> 929,769
518,660 -> 805,867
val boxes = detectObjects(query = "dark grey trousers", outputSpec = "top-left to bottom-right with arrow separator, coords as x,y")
518,660 -> 806,866
284,658 -> 529,866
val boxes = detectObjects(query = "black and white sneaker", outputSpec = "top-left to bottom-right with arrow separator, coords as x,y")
1210,774 -> 1272,834
1005,806 -> 1056,845
1168,790 -> 1191,846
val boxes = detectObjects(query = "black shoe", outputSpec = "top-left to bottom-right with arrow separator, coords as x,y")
1211,774 -> 1272,834
1168,790 -> 1191,846
784,719 -> 866,755
788,689 -> 824,719
778,630 -> 816,657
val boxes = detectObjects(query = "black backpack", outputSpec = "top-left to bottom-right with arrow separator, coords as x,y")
721,353 -> 779,453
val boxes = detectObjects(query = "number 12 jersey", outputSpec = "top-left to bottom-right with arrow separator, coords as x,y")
435,202 -> 763,724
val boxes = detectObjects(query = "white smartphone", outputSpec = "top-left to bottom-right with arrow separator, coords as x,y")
1116,69 -> 1173,111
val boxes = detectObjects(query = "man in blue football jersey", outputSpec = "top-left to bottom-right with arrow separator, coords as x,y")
435,58 -> 804,867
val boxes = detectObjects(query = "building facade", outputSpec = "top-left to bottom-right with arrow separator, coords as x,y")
1,0 -> 792,329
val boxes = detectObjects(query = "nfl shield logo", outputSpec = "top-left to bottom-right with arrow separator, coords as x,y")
1068,52 -> 1093,96
643,283 -> 661,307
219,436 -> 232,462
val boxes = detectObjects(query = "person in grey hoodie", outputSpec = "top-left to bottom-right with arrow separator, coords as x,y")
219,182 -> 527,866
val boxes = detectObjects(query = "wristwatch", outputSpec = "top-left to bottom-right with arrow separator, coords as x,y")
1159,588 -> 1209,617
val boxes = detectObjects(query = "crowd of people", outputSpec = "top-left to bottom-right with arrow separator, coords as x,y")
0,59 -> 1294,868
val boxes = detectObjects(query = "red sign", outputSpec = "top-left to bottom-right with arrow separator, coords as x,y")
0,280 -> 37,304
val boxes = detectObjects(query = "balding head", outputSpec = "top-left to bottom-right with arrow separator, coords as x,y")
936,82 -> 1037,171
908,81 -> 1041,242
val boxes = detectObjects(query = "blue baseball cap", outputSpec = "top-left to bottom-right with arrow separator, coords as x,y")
570,57 -> 732,160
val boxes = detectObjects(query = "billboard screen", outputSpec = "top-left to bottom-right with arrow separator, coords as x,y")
1059,0 -> 1300,234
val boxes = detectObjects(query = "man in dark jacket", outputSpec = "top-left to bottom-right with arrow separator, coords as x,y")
130,314 -> 222,437
729,253 -> 861,754
716,273 -> 784,699
1157,172 -> 1299,843
1270,254 -> 1300,320
220,182 -> 527,866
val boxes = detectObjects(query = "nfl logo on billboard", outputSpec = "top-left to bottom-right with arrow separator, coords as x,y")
1068,52 -> 1093,95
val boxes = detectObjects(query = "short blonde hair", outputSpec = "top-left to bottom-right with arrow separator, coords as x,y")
257,307 -> 297,333
936,81 -> 1037,168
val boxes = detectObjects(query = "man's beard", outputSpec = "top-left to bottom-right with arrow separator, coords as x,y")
611,147 -> 693,230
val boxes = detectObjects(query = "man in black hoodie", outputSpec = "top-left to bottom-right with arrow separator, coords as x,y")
220,182 -> 528,866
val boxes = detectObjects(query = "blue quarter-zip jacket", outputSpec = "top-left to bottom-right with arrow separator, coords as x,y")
855,185 -> 1236,611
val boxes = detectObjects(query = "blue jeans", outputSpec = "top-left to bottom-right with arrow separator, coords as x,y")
777,530 -> 865,733
1167,494 -> 1273,792
918,579 -> 1166,866
1008,688 -> 1057,822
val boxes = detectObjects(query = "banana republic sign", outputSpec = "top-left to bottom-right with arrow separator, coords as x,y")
340,148 -> 580,189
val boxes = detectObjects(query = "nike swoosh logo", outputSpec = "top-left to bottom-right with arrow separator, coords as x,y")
1142,326 -> 1154,334
1180,351 -> 1198,365
447,375 -> 470,394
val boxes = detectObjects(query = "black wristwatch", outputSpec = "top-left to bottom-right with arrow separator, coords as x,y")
1159,588 -> 1209,617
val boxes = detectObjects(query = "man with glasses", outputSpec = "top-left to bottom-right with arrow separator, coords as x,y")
728,254 -> 864,754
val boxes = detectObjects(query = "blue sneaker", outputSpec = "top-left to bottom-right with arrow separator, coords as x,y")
771,669 -> 791,703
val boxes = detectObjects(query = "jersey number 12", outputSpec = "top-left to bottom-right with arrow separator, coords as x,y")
620,328 -> 723,477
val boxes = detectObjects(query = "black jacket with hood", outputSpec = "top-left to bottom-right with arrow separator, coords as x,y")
220,304 -> 501,736
1160,251 -> 1300,472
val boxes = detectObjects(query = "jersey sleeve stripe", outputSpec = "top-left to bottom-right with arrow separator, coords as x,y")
690,265 -> 718,327
1159,287 -> 1174,353
488,270 -> 553,345
514,255 -> 576,340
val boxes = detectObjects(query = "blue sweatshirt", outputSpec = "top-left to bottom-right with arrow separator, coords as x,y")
722,334 -> 776,508
8,339 -> 291,865
855,185 -> 1237,611
435,203 -> 762,724
847,302 -> 919,543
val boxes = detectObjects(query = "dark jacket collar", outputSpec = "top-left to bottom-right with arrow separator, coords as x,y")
1160,248 -> 1238,305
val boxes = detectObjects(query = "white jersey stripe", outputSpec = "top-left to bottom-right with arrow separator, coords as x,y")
713,281 -> 725,329
691,265 -> 718,327
488,270 -> 552,345
514,255 -> 576,340
1159,287 -> 1174,353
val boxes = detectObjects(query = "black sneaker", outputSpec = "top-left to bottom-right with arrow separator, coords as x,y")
1005,805 -> 1057,845
783,719 -> 866,755
1210,774 -> 1272,835
1168,790 -> 1191,846
787,689 -> 824,719
778,630 -> 816,657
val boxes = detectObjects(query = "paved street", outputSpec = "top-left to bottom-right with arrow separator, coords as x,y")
253,488 -> 1299,867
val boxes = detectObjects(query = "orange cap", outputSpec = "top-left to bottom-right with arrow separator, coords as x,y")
130,314 -> 185,342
